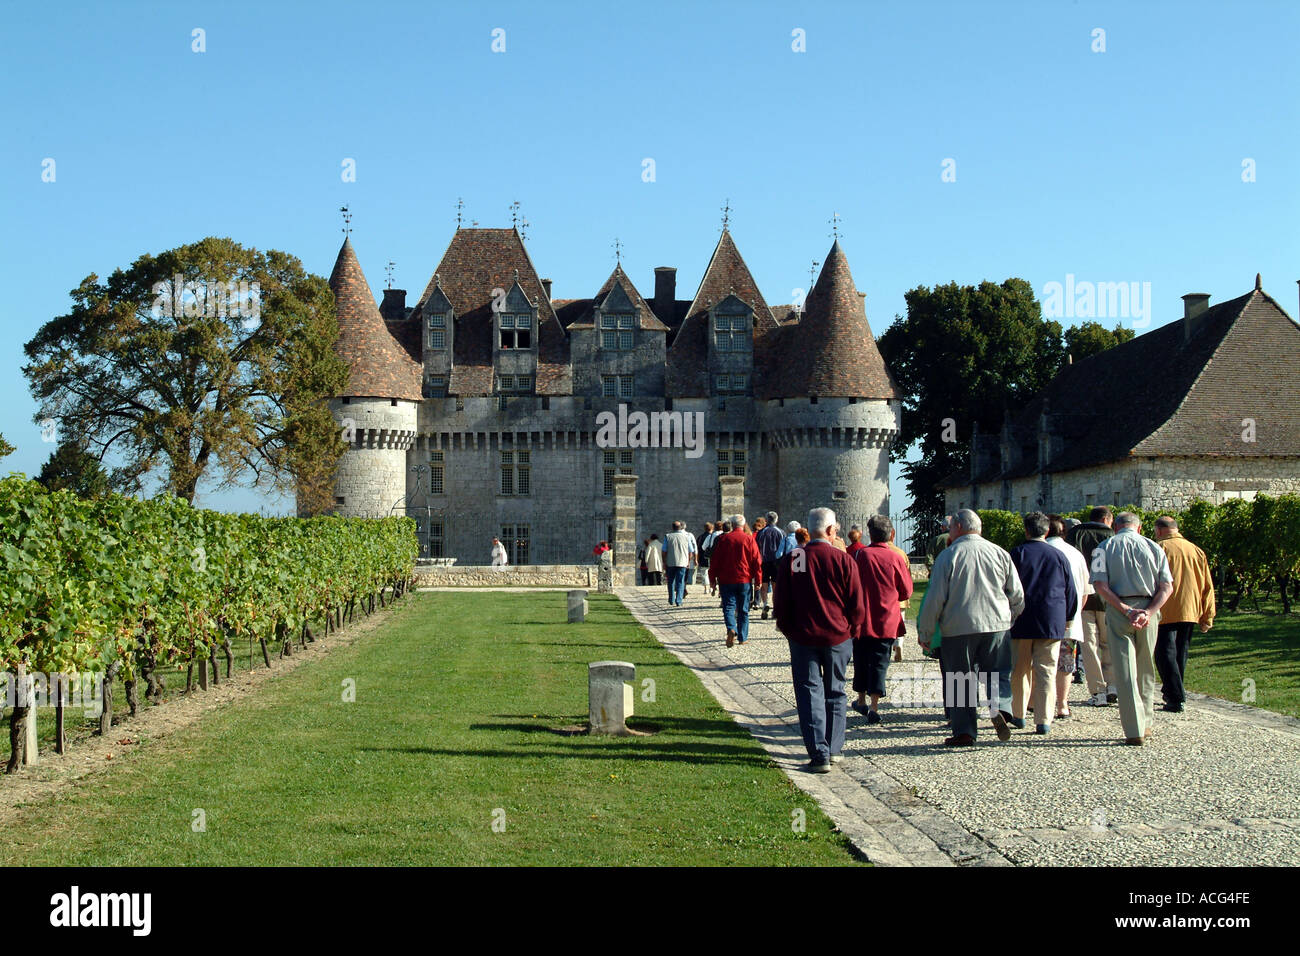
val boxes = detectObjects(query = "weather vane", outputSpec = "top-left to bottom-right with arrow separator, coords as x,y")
612,237 -> 623,264
385,261 -> 395,290
520,215 -> 530,241
510,200 -> 521,229
720,198 -> 732,230
829,211 -> 842,240
455,197 -> 464,230
809,260 -> 820,289
340,205 -> 352,236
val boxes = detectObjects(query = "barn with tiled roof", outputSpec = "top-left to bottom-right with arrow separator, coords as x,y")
942,278 -> 1300,514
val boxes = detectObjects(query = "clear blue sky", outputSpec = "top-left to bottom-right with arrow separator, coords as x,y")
2,0 -> 1296,516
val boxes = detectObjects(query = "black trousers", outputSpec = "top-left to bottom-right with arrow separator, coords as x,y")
1155,621 -> 1194,705
852,638 -> 895,696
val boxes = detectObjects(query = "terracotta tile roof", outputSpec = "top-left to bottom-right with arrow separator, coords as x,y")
560,265 -> 671,331
945,286 -> 1300,488
666,229 -> 781,396
760,240 -> 900,400
329,238 -> 423,401
410,228 -> 571,396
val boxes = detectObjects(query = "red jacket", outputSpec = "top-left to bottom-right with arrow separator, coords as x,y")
708,529 -> 763,587
774,540 -> 866,647
854,542 -> 914,640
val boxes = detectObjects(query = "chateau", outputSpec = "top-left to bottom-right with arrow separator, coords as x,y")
320,224 -> 901,566
941,278 -> 1300,515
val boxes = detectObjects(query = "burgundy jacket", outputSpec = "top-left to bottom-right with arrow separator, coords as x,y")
854,542 -> 914,640
708,529 -> 763,587
774,540 -> 867,647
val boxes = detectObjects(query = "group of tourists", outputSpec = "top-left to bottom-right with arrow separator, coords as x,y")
679,503 -> 1214,773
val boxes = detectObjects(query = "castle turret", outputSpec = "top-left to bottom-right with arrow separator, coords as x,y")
326,237 -> 421,517
760,239 -> 901,526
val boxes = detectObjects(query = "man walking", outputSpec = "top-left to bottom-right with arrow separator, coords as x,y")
917,509 -> 1025,747
1153,516 -> 1215,713
756,510 -> 789,620
663,521 -> 694,608
490,537 -> 508,567
1090,513 -> 1174,745
851,515 -> 913,724
1068,506 -> 1117,707
696,522 -> 715,586
774,508 -> 866,772
708,514 -> 764,646
1008,512 -> 1078,735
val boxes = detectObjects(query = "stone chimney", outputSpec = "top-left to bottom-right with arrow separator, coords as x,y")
1181,292 -> 1210,343
380,288 -> 407,322
542,278 -> 552,301
653,267 -> 676,324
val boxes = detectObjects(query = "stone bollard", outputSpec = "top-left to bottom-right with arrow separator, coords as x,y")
596,551 -> 614,594
567,589 -> 589,623
588,661 -> 635,735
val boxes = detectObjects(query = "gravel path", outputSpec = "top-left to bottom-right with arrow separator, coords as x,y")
619,584 -> 1300,866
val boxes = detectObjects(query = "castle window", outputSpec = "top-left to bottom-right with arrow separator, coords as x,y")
716,449 -> 746,478
498,375 -> 530,394
715,373 -> 749,395
518,375 -> 533,393
501,524 -> 530,566
603,449 -> 633,496
430,450 -> 444,495
425,374 -> 447,398
601,313 -> 636,350
428,519 -> 444,558
500,451 -> 514,495
601,374 -> 633,398
428,329 -> 446,349
391,399 -> 398,407
335,496 -> 345,506
516,450 -> 531,495
499,375 -> 515,392
714,313 -> 749,351
500,313 -> 532,350
619,375 -> 634,399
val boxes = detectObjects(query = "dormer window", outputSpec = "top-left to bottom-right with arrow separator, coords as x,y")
716,373 -> 749,394
499,313 -> 532,350
714,313 -> 750,351
427,313 -> 448,350
600,313 -> 635,350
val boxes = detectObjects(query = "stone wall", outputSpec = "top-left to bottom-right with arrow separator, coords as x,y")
330,397 -> 418,517
945,455 -> 1300,515
413,564 -> 633,588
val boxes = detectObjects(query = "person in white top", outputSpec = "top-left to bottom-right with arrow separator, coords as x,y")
489,537 -> 509,568
1046,515 -> 1091,719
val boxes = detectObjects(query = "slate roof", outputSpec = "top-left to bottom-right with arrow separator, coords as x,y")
666,229 -> 782,396
943,285 -> 1300,488
760,240 -> 900,400
410,228 -> 571,396
329,238 -> 422,402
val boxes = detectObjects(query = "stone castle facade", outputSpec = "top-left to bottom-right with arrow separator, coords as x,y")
319,225 -> 902,565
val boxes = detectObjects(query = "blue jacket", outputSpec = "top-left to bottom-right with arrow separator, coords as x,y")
756,524 -> 788,563
1009,539 -> 1078,640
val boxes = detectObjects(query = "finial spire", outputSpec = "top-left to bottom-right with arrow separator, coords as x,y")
612,237 -> 623,264
720,198 -> 732,231
1256,272 -> 1262,290
385,261 -> 395,290
829,211 -> 842,240
510,200 -> 521,229
340,205 -> 352,236
809,259 -> 820,289
520,215 -> 530,241
455,197 -> 464,230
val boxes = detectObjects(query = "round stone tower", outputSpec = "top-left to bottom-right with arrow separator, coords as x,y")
761,239 -> 901,527
323,237 -> 422,518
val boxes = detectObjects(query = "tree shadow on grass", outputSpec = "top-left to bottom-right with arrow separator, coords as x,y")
478,714 -> 757,738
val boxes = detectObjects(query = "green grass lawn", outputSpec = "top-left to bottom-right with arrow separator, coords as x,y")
0,592 -> 863,866
910,580 -> 1300,717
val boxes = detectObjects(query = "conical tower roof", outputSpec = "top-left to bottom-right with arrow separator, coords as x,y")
329,237 -> 423,402
766,240 -> 899,399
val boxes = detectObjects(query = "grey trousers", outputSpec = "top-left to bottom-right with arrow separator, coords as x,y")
939,630 -> 1008,740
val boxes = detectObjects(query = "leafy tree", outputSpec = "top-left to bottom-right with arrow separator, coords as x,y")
878,279 -> 1065,529
36,441 -> 110,498
0,434 -> 12,460
1064,321 -> 1135,362
23,238 -> 348,509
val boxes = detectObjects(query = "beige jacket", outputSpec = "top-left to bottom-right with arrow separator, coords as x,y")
1158,532 -> 1216,628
